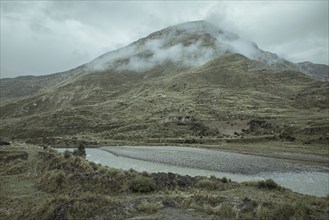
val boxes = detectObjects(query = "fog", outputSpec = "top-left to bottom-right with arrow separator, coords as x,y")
87,21 -> 280,73
1,1 -> 327,78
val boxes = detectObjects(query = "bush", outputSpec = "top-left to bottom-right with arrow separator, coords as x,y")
218,204 -> 235,218
27,193 -> 113,220
257,179 -> 280,190
89,161 -> 98,170
255,206 -> 269,220
136,202 -> 158,214
72,144 -> 86,158
38,170 -> 67,192
4,160 -> 28,175
272,203 -> 309,220
221,176 -> 228,183
63,150 -> 72,159
279,129 -> 295,141
129,175 -> 156,193
195,179 -> 218,190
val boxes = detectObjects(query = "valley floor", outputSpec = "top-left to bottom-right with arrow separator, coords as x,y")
1,143 -> 329,220
35,133 -> 329,166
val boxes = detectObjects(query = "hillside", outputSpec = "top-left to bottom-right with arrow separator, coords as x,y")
297,62 -> 329,81
1,143 -> 328,220
0,21 -> 328,157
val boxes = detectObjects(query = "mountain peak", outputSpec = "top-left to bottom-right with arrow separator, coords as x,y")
88,20 -> 261,72
158,20 -> 222,35
143,20 -> 241,47
87,20 -> 298,74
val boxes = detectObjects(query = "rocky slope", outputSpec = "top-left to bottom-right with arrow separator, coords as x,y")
297,61 -> 329,81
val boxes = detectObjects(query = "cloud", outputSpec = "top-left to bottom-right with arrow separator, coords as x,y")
205,1 -> 328,64
87,21 -> 283,73
1,1 -> 328,78
88,28 -> 222,72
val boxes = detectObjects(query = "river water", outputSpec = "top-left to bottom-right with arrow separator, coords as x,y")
57,146 -> 329,197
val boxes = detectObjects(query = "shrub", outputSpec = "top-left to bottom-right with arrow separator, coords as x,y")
136,202 -> 158,214
72,144 -> 86,158
218,204 -> 235,218
192,193 -> 225,207
63,150 -> 72,159
255,206 -> 269,220
279,129 -> 295,141
243,212 -> 254,220
257,179 -> 280,190
273,203 -> 296,220
55,170 -> 66,188
27,193 -> 113,220
272,203 -> 309,220
221,176 -> 228,183
195,179 -> 218,190
38,170 -> 68,192
89,161 -> 98,170
129,175 -> 156,193
5,160 -> 28,175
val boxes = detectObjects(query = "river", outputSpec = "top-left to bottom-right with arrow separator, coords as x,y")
57,146 -> 329,197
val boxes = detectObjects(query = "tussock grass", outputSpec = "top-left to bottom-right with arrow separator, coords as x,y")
3,159 -> 28,175
257,179 -> 280,190
217,203 -> 235,218
22,193 -> 114,220
245,179 -> 281,191
1,145 -> 329,220
195,179 -> 220,190
136,202 -> 158,214
129,175 -> 156,193
38,170 -> 67,192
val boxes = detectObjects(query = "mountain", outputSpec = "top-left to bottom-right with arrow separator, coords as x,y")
0,20 -> 328,146
297,61 -> 329,81
86,20 -> 306,77
0,65 -> 86,105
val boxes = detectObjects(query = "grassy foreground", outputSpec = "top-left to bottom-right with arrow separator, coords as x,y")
1,143 -> 328,220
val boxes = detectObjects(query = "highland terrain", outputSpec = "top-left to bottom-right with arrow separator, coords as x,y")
0,21 -> 328,219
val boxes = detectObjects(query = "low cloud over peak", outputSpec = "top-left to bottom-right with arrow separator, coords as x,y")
1,1 -> 328,78
87,20 -> 286,73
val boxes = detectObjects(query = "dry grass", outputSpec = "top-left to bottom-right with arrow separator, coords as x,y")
1,144 -> 328,220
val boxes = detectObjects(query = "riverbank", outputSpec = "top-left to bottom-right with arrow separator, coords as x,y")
1,143 -> 329,219
101,146 -> 329,175
99,146 -> 329,196
24,135 -> 329,167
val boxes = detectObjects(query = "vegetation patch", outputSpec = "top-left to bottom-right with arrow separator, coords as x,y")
3,159 -> 28,175
257,179 -> 280,190
1,144 -> 328,220
129,175 -> 156,193
195,179 -> 220,190
136,202 -> 158,214
38,170 -> 68,192
217,203 -> 235,218
22,193 -> 114,220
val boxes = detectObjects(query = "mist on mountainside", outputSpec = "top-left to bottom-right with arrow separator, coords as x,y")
87,21 -> 294,73
1,19 -> 329,220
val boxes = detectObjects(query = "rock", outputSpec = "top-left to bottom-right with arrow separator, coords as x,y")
0,140 -> 11,146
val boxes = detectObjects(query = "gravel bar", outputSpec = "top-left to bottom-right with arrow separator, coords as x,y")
101,146 -> 329,175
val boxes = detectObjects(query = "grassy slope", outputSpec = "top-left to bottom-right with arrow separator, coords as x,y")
1,143 -> 328,220
0,54 -> 328,159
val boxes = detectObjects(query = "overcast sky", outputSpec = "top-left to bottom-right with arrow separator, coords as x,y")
1,1 -> 328,78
